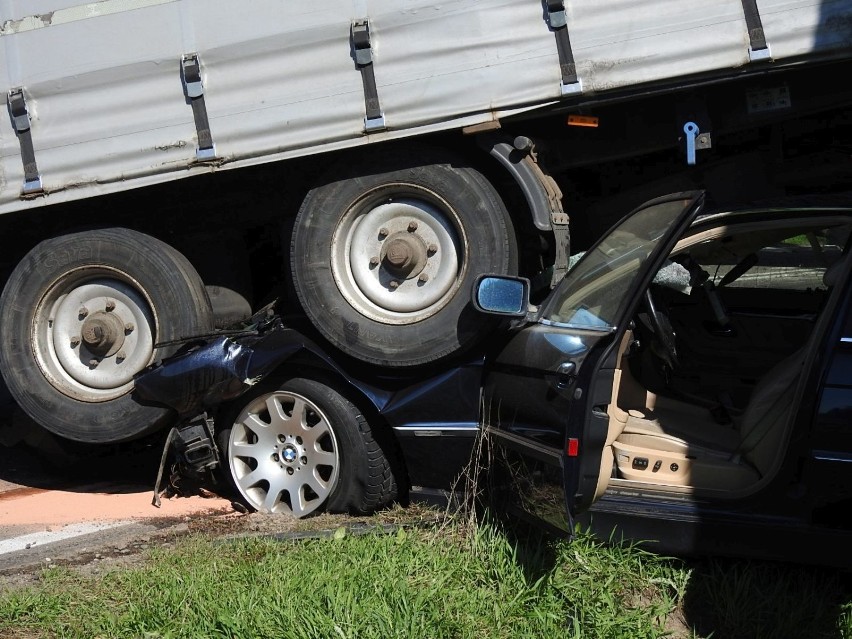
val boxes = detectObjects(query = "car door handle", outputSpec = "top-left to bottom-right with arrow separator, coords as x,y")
555,361 -> 577,389
702,320 -> 736,337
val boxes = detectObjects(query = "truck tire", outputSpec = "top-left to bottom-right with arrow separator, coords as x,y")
291,151 -> 517,367
0,228 -> 214,444
218,377 -> 398,517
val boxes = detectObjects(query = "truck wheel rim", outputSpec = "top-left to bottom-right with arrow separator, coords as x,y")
229,391 -> 340,517
32,267 -> 156,402
331,184 -> 467,325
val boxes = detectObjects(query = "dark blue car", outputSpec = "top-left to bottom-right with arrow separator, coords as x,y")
138,191 -> 852,565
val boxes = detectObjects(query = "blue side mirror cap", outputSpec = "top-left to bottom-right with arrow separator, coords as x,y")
472,275 -> 530,317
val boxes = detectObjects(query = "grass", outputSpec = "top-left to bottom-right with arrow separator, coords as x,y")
681,558 -> 852,639
1,519 -> 850,639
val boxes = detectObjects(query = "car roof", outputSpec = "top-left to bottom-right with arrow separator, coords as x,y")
694,202 -> 852,229
696,191 -> 852,225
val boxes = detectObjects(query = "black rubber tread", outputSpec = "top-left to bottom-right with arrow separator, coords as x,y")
217,376 -> 398,516
290,148 -> 518,368
331,409 -> 399,514
0,228 -> 214,444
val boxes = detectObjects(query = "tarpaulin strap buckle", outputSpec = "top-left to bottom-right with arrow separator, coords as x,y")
550,211 -> 570,288
544,0 -> 583,96
181,54 -> 217,161
352,20 -> 386,132
740,0 -> 772,62
7,89 -> 43,194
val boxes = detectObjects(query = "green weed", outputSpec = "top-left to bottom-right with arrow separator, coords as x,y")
1,521 -> 850,639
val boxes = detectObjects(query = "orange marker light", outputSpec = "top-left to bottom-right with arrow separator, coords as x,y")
567,115 -> 599,128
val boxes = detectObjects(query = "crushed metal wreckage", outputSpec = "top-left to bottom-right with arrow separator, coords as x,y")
134,306 -> 327,507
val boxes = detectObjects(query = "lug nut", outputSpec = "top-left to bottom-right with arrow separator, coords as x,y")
427,243 -> 438,255
418,273 -> 429,283
116,351 -> 126,363
369,256 -> 380,268
408,220 -> 418,232
389,280 -> 399,290
78,306 -> 89,318
105,299 -> 116,312
88,358 -> 99,368
378,227 -> 389,239
278,434 -> 287,443
287,467 -> 294,475
70,336 -> 81,348
272,453 -> 280,462
124,322 -> 135,333
300,456 -> 308,465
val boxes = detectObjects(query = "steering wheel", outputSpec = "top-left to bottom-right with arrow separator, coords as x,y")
643,287 -> 678,369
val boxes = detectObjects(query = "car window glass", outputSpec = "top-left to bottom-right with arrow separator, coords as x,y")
691,224 -> 852,292
544,198 -> 694,328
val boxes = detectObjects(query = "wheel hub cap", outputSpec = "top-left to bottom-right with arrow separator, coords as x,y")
37,275 -> 156,399
281,445 -> 298,463
229,392 -> 340,518
81,312 -> 126,357
333,194 -> 464,322
382,234 -> 427,277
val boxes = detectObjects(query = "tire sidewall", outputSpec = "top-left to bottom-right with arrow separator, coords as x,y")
291,157 -> 516,367
0,228 -> 213,443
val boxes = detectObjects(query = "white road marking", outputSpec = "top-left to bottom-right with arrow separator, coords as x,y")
0,521 -> 129,556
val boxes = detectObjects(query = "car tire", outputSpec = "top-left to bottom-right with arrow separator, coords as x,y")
218,377 -> 397,517
290,149 -> 517,367
0,228 -> 214,444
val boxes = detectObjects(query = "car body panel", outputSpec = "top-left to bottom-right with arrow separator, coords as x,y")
134,318 -> 484,491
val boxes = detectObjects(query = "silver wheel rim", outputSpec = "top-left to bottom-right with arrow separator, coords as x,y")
229,390 -> 340,517
330,184 -> 467,325
32,267 -> 156,402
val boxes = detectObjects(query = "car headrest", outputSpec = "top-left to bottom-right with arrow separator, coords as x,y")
824,260 -> 844,288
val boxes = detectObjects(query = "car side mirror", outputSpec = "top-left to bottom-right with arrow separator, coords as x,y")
472,275 -> 530,318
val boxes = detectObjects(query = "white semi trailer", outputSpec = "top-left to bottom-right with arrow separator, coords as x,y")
0,0 -> 850,445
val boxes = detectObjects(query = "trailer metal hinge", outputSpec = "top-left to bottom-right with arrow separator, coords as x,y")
351,19 -> 386,132
7,89 -> 42,195
740,0 -> 772,62
181,54 -> 217,161
544,0 -> 582,96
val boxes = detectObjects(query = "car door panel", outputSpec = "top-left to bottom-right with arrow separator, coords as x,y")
483,192 -> 706,528
806,265 -> 852,527
485,325 -> 596,447
485,325 -> 613,530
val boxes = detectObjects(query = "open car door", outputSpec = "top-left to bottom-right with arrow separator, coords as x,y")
481,192 -> 706,532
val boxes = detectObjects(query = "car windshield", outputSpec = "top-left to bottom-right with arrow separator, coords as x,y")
543,197 -> 695,329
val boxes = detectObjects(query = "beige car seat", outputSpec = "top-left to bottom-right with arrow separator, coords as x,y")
608,258 -> 844,491
613,347 -> 805,490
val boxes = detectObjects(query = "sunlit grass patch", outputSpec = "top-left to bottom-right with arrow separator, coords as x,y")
0,523 -> 683,639
3,517 -> 851,639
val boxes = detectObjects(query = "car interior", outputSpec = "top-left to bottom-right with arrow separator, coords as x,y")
594,214 -> 852,500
